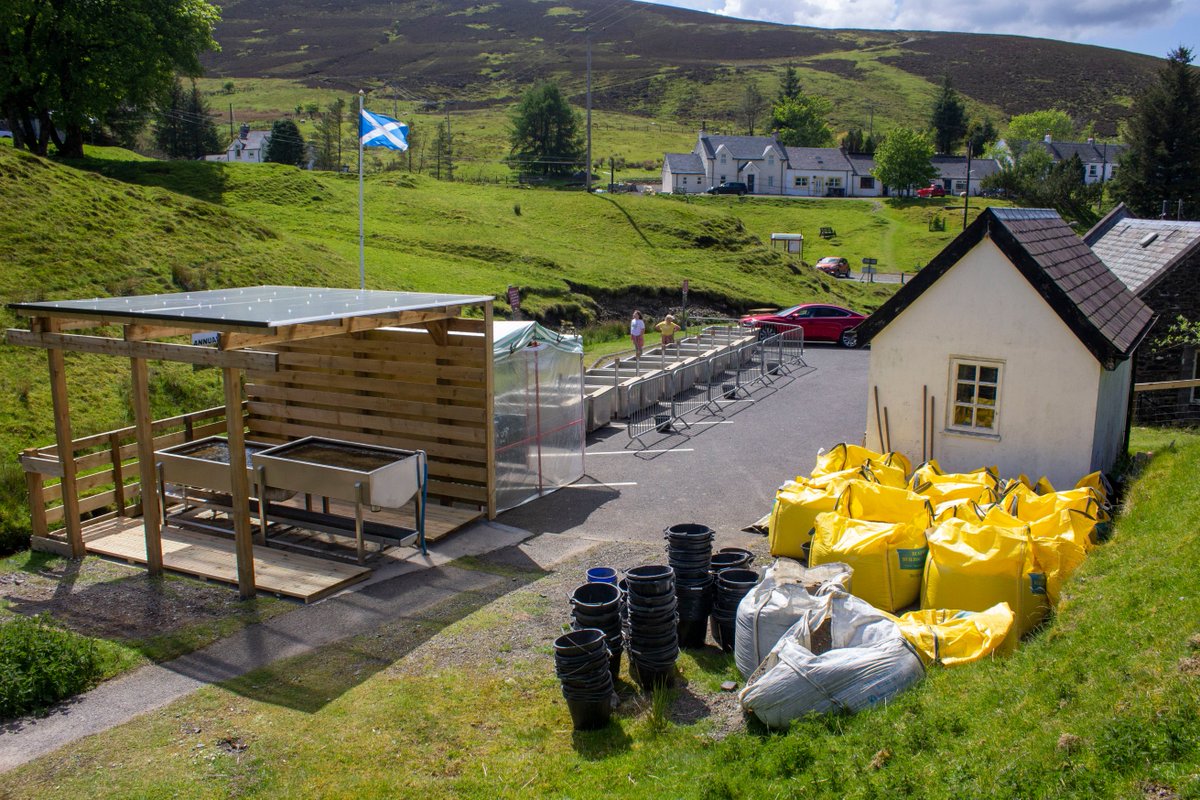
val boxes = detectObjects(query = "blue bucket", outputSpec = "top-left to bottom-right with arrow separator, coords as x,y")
586,567 -> 618,584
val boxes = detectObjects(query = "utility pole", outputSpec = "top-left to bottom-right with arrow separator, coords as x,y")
445,101 -> 453,182
585,36 -> 592,193
962,141 -> 972,231
229,104 -> 234,141
610,156 -> 614,192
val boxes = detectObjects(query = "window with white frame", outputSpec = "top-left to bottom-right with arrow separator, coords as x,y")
767,175 -> 774,187
954,180 -> 966,193
828,177 -> 842,188
681,176 -> 688,185
1088,164 -> 1098,177
860,176 -> 875,189
720,154 -> 727,164
768,155 -> 774,166
949,358 -> 1002,433
794,176 -> 808,187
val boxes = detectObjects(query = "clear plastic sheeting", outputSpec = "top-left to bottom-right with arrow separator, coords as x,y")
492,322 -> 585,512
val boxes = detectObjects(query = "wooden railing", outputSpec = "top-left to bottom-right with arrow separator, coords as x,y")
22,404 -> 241,551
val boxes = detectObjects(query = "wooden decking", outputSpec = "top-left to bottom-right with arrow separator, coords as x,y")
77,516 -> 370,602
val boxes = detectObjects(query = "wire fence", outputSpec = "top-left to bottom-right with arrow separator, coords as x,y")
1132,381 -> 1200,427
625,325 -> 806,446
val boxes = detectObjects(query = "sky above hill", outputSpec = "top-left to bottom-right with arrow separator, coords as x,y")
647,0 -> 1195,59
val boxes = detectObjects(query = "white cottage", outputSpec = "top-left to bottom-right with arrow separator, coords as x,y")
854,207 -> 1154,486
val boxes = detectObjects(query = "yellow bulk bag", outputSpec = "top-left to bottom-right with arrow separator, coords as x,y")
1008,488 -> 1103,523
811,444 -> 911,479
921,518 -> 1049,647
885,603 -> 1015,666
911,460 -> 998,488
768,482 -> 840,560
1075,471 -> 1111,505
805,466 -> 868,491
914,479 -> 997,507
835,480 -> 933,526
809,512 -> 929,612
859,460 -> 909,489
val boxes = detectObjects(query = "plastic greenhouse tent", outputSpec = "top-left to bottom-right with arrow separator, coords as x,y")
493,321 -> 585,511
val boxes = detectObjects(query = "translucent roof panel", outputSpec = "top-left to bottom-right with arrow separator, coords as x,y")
10,286 -> 494,328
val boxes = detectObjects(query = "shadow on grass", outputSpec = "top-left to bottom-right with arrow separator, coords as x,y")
594,193 -> 653,247
571,719 -> 634,759
66,156 -> 230,205
216,558 -> 548,713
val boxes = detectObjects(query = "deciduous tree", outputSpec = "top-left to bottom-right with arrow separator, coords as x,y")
1114,47 -> 1200,219
772,93 -> 833,147
0,0 -> 220,157
507,81 -> 583,177
872,127 -> 936,195
1006,109 -> 1075,143
741,81 -> 766,136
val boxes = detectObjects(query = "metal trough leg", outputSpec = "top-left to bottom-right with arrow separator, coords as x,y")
354,481 -> 366,564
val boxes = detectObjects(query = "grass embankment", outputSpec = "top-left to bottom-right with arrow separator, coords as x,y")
4,428 -> 1197,797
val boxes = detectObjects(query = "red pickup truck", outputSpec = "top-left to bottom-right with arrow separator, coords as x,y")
916,184 -> 946,198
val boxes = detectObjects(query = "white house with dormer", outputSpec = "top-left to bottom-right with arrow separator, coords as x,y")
206,124 -> 271,163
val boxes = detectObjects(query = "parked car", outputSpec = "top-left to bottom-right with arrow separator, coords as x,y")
706,181 -> 748,196
815,256 -> 851,278
740,303 -> 865,346
916,184 -> 946,198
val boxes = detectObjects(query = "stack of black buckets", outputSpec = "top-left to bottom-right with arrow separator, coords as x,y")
553,628 -> 615,730
555,534 -> 762,730
710,564 -> 758,652
664,523 -> 716,648
624,565 -> 679,691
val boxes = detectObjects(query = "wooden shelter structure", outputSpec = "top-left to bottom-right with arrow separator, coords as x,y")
7,286 -> 495,600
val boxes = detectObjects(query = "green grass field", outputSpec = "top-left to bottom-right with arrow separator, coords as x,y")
1,427 -> 1196,797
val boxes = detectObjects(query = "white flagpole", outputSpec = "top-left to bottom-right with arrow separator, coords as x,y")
358,90 -> 365,291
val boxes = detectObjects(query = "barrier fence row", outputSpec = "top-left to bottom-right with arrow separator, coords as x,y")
625,325 -> 805,446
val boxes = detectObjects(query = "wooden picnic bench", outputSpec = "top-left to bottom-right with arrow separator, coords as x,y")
819,226 -> 835,239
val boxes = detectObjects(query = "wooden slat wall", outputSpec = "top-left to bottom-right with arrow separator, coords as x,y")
245,322 -> 491,510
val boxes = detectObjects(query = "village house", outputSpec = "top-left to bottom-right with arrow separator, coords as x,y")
1002,135 -> 1126,184
662,133 -> 999,197
1085,204 -> 1200,422
854,207 -> 1153,486
206,123 -> 271,163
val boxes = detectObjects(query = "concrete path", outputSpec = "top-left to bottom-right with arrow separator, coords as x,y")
0,346 -> 869,773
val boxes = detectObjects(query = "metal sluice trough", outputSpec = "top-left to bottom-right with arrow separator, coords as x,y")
252,437 -> 427,563
156,436 -> 296,503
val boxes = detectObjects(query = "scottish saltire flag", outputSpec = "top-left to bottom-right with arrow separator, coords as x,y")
359,109 -> 409,150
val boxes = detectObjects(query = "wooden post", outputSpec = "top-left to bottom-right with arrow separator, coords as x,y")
483,301 -> 497,519
224,367 -> 256,599
130,357 -> 163,575
109,432 -> 126,515
24,468 -> 48,541
47,336 -> 85,558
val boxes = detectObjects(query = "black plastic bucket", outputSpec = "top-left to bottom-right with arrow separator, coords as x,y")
566,697 -> 612,730
717,568 -> 760,593
625,565 -> 675,598
554,628 -> 608,657
629,660 -> 676,692
710,551 -> 752,573
677,617 -> 708,649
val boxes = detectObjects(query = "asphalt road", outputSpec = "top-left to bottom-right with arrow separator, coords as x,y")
499,344 -> 871,543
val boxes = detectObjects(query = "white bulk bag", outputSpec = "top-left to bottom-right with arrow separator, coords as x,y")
739,592 -> 925,728
734,558 -> 853,679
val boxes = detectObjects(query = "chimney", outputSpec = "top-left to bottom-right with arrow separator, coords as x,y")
239,123 -> 250,140
1044,133 -> 1052,143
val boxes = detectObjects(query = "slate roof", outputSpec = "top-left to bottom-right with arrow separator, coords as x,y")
1084,204 -> 1200,295
663,152 -> 705,174
697,134 -> 785,161
1020,139 -> 1127,164
846,153 -> 876,176
931,156 -> 1000,181
855,207 -> 1155,366
783,147 -> 853,172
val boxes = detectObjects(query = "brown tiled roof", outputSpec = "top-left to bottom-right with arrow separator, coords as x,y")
855,207 -> 1155,366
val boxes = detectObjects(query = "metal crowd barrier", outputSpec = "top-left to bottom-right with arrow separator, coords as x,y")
625,325 -> 805,446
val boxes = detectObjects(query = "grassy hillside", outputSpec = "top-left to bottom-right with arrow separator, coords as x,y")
1,143 -> 1004,545
199,0 -> 1164,141
0,428 -> 1196,797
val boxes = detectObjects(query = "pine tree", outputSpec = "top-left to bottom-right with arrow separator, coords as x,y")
507,81 -> 583,177
930,73 -> 968,154
1114,47 -> 1200,219
153,78 -> 218,159
778,64 -> 801,103
264,119 -> 306,166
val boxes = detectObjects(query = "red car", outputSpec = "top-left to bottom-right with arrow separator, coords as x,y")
916,184 -> 946,198
740,303 -> 865,346
815,256 -> 851,278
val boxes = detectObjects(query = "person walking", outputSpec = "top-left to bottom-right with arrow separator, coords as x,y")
655,314 -> 680,348
630,310 -> 645,358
